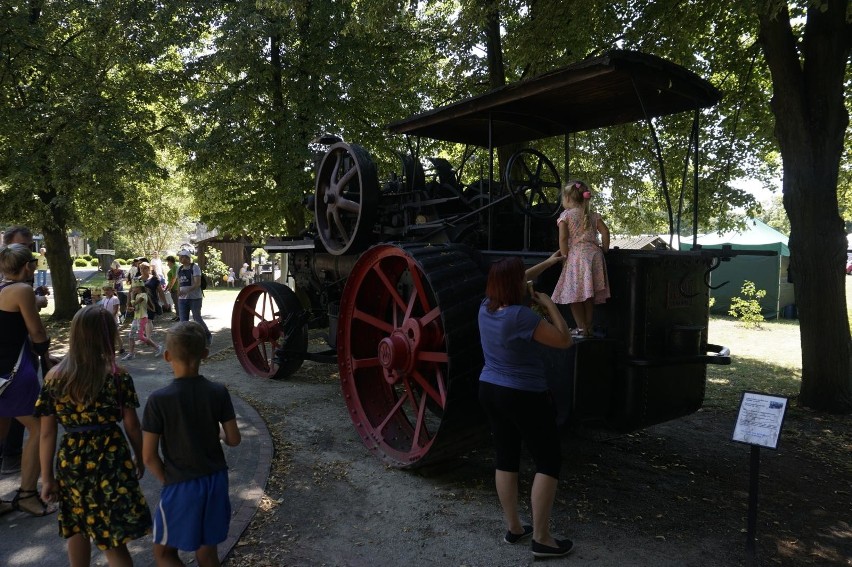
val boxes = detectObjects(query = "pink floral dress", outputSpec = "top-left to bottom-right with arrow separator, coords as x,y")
551,208 -> 610,304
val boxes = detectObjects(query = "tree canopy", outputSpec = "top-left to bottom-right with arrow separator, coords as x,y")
0,0 -> 848,410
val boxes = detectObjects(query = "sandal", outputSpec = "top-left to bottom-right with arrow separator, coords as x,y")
0,499 -> 12,517
11,489 -> 57,517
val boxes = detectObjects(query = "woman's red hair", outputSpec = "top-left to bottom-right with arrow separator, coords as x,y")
485,257 -> 525,312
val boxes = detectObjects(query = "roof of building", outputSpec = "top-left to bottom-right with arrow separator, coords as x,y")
611,235 -> 672,250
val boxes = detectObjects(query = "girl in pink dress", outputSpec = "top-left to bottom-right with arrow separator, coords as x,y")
550,180 -> 610,336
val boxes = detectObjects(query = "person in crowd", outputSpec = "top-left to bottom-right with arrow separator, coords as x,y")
226,267 -> 236,287
165,256 -> 180,322
143,321 -> 241,567
150,251 -> 163,278
107,261 -> 125,292
90,286 -> 103,306
126,258 -> 142,285
239,263 -> 252,286
478,253 -> 575,558
101,283 -> 125,355
177,250 -> 212,345
0,244 -> 55,517
550,180 -> 610,337
140,262 -> 166,331
36,305 -> 152,566
154,263 -> 174,314
122,281 -> 162,361
0,227 -> 48,477
36,247 -> 48,288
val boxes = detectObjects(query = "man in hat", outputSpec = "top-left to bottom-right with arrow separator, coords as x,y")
177,250 -> 212,345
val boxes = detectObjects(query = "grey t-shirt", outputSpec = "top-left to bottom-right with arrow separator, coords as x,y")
142,375 -> 236,485
177,263 -> 203,300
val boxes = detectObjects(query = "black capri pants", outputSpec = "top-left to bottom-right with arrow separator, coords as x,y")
478,380 -> 561,479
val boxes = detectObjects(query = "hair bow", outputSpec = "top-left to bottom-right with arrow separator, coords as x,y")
582,191 -> 591,199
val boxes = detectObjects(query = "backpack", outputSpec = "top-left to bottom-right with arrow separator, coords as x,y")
196,264 -> 208,290
179,263 -> 207,291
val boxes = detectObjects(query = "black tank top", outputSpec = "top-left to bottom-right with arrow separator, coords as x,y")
0,309 -> 28,374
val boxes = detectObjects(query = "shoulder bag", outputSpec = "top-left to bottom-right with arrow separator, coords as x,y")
0,342 -> 28,397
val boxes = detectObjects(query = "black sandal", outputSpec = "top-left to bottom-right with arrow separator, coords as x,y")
11,489 -> 56,517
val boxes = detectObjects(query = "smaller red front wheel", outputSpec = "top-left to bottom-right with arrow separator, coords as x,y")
231,282 -> 307,380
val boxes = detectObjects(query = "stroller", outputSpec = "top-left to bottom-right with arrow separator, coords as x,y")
77,286 -> 93,306
78,286 -> 128,324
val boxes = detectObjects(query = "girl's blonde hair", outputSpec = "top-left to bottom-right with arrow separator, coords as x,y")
0,243 -> 34,275
50,305 -> 118,406
562,179 -> 593,230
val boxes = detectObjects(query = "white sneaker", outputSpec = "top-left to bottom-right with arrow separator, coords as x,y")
121,353 -> 135,361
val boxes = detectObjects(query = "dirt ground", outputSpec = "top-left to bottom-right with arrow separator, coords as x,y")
37,288 -> 851,566
196,332 -> 851,566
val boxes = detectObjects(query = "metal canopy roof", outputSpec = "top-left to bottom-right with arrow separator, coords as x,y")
388,50 -> 721,147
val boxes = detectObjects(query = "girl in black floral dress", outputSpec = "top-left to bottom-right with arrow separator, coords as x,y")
35,305 -> 152,566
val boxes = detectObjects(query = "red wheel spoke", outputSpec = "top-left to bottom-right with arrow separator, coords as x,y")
419,306 -> 441,327
406,259 -> 432,313
240,303 -> 265,321
411,369 -> 446,408
404,287 -> 417,320
261,293 -> 272,319
401,376 -> 423,414
418,351 -> 448,363
244,338 -> 263,353
376,390 -> 410,435
411,390 -> 429,449
373,264 -> 407,312
435,366 -> 447,403
353,307 -> 394,334
352,356 -> 380,370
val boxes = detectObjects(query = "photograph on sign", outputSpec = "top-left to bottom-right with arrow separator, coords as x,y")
732,391 -> 788,450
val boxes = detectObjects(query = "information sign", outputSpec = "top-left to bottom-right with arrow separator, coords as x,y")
732,391 -> 788,450
94,249 -> 115,255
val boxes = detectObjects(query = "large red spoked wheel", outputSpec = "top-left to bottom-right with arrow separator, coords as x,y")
337,243 -> 487,468
232,282 -> 307,380
315,142 -> 379,256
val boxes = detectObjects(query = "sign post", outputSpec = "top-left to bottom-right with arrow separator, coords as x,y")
732,391 -> 788,567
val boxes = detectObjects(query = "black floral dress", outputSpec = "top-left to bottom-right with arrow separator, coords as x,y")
34,372 -> 152,549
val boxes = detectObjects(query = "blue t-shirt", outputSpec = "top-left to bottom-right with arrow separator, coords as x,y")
478,299 -> 547,392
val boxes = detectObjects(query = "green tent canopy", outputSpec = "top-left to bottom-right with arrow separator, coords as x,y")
680,219 -> 793,319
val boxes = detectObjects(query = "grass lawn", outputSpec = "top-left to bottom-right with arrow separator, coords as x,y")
704,275 -> 852,412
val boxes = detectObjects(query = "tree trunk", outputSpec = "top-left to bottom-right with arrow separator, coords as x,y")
482,3 -> 519,181
757,0 -> 852,412
43,226 -> 79,320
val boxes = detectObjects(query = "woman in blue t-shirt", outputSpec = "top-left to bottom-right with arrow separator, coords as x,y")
478,253 -> 574,559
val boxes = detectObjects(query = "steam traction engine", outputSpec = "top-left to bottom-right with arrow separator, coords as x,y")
231,51 -> 732,468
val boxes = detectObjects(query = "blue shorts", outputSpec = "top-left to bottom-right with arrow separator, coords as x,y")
153,469 -> 231,551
